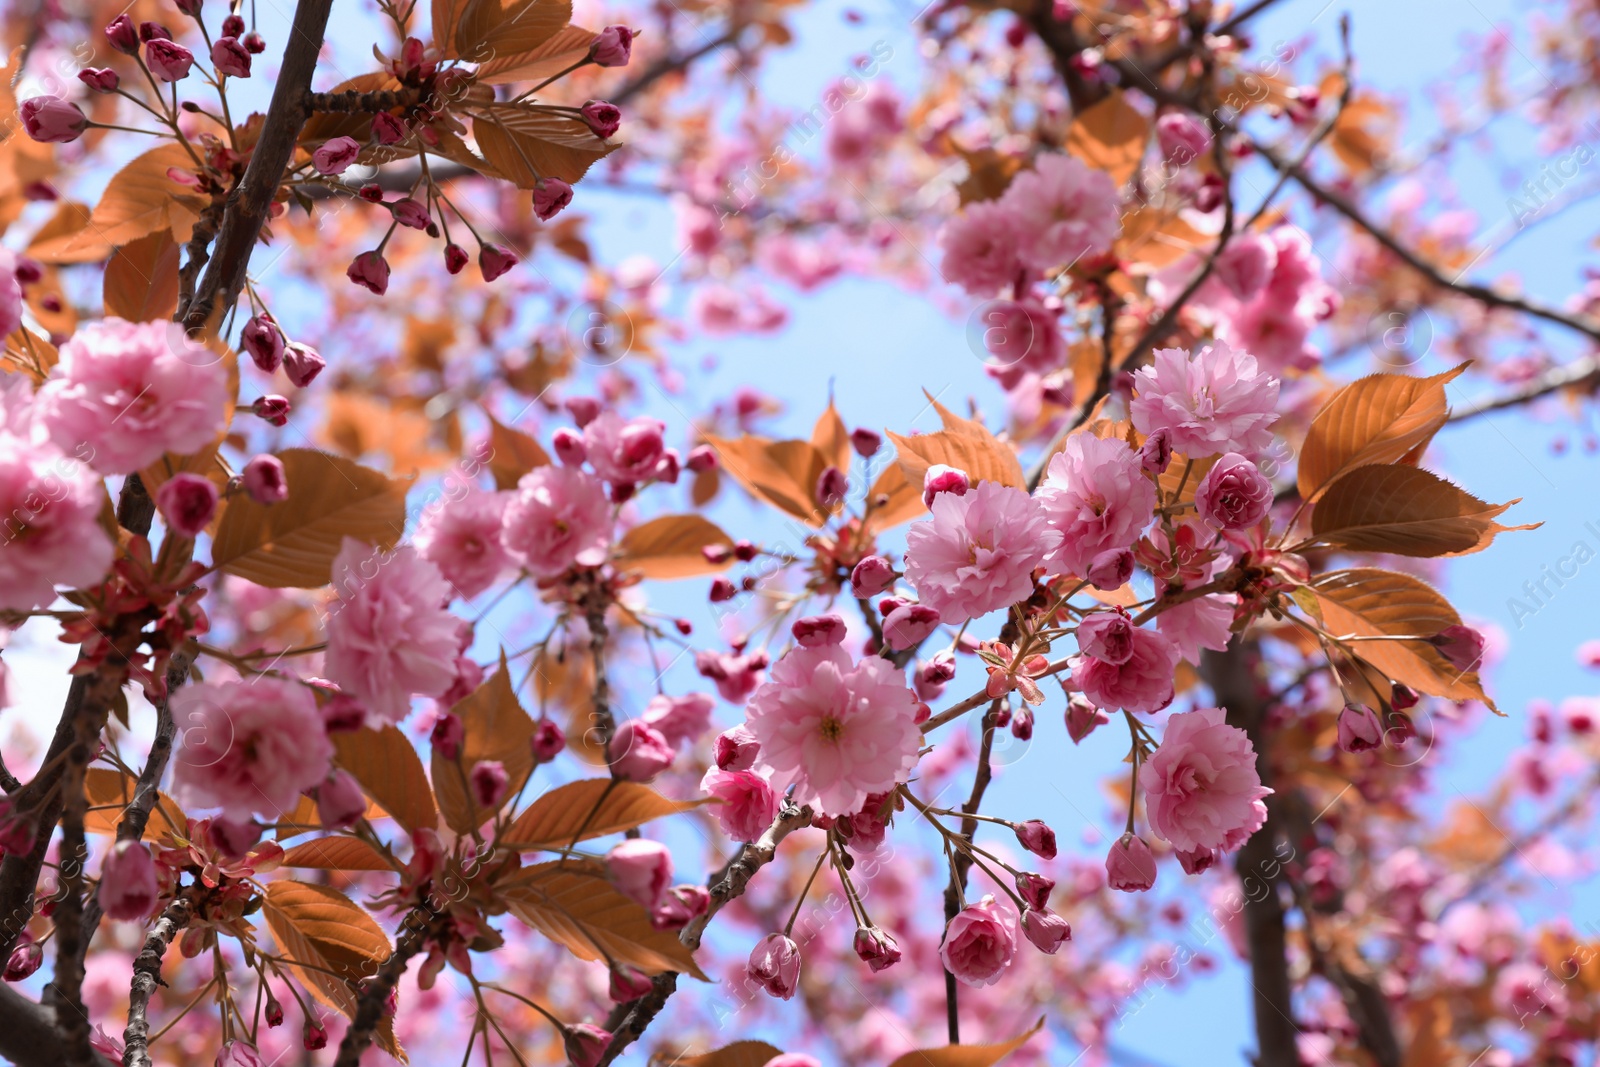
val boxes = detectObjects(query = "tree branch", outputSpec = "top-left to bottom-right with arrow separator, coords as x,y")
123,891 -> 198,1067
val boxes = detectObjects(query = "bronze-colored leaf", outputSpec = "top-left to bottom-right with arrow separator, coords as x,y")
262,881 -> 404,1059
887,395 -> 1024,492
450,0 -> 571,63
1297,365 -> 1468,502
810,401 -> 851,474
474,24 -> 597,83
103,231 -> 181,321
668,1042 -> 785,1067
1311,568 -> 1496,711
1065,90 -> 1150,186
885,1016 -> 1045,1067
31,145 -> 208,260
210,449 -> 409,588
614,514 -> 735,579
501,779 -> 704,851
863,462 -> 926,531
473,107 -> 619,187
483,409 -> 551,490
1311,464 -> 1536,557
499,859 -> 708,978
280,836 -> 395,871
702,434 -> 829,526
332,725 -> 439,835
432,656 -> 536,834
1,327 -> 58,382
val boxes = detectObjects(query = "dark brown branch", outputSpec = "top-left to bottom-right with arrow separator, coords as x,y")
331,916 -> 430,1067
0,981 -> 114,1067
940,697 -> 1001,1043
123,891 -> 198,1067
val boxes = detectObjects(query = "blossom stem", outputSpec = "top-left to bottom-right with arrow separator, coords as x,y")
782,847 -> 829,936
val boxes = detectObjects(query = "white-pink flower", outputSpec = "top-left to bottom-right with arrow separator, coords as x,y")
1129,340 -> 1280,458
324,538 -> 463,725
0,436 -> 114,610
414,486 -> 513,600
37,318 -> 230,474
999,153 -> 1120,271
938,200 -> 1025,297
1140,707 -> 1270,852
904,481 -> 1059,624
1036,433 -> 1156,578
500,465 -> 611,577
170,676 -> 333,819
745,644 -> 922,816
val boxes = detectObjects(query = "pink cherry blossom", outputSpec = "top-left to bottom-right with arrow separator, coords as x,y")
1140,707 -> 1271,852
748,933 -> 801,999
745,643 -> 922,816
700,768 -> 780,842
940,895 -> 1019,987
903,480 -> 1058,625
414,486 -> 513,600
0,438 -> 114,611
999,152 -> 1120,271
170,676 -> 333,819
324,538 -> 463,726
1073,625 -> 1180,714
584,413 -> 667,486
938,200 -> 1025,296
610,719 -> 674,781
1195,452 -> 1273,530
98,840 -> 159,921
1155,575 -> 1238,664
38,318 -> 230,474
500,465 -> 611,577
607,838 -> 672,908
1129,341 -> 1280,459
1036,432 -> 1156,577
641,692 -> 714,748
1106,834 -> 1158,891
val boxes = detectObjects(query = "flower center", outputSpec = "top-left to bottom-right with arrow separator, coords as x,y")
818,715 -> 844,741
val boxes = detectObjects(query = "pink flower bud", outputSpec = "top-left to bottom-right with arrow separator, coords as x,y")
106,14 -> 140,52
1155,111 -> 1212,165
882,603 -> 939,651
470,759 -> 510,808
312,136 -> 361,175
222,14 -> 245,35
1177,846 -> 1218,874
686,443 -> 717,472
653,449 -> 680,484
532,177 -> 574,221
853,926 -> 902,971
791,613 -> 847,648
390,197 -> 430,230
915,651 -> 956,700
1015,819 -> 1056,859
4,940 -> 41,981
443,242 -> 468,274
531,719 -> 566,762
1077,610 -> 1133,664
1015,870 -> 1055,909
851,427 -> 881,457
207,816 -> 261,859
1337,701 -> 1383,753
478,243 -> 518,281
98,840 -> 160,921
922,464 -> 970,507
242,314 -> 284,373
139,21 -> 172,40
815,465 -> 847,508
552,426 -> 586,465
430,712 -> 464,760
19,97 -> 87,143
252,394 -> 290,425
313,769 -> 366,831
1086,547 -> 1134,590
564,1024 -> 611,1067
714,724 -> 759,771
242,30 -> 266,53
78,67 -> 120,93
212,36 -> 251,77
1021,907 -> 1071,954
1390,683 -> 1420,712
565,396 -> 601,427
850,554 -> 896,597
590,25 -> 635,67
606,838 -> 672,908
610,720 -> 674,782
748,933 -> 801,999
145,38 -> 194,81
1011,705 -> 1034,740
1106,833 -> 1157,892
1427,624 -> 1485,672
346,250 -> 390,294
709,577 -> 737,603
609,964 -> 654,1001
581,100 -> 622,139
651,882 -> 709,930
1065,693 -> 1108,743
1139,427 -> 1173,475
241,454 -> 288,504
371,111 -> 406,144
303,1021 -> 328,1050
156,472 -> 218,537
1195,452 -> 1272,531
282,342 -> 325,388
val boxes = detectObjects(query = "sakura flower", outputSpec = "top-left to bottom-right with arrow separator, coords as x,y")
584,413 -> 667,486
940,895 -> 1019,987
696,650 -> 768,704
500,465 -> 611,577
324,538 -> 463,726
38,317 -> 230,474
0,439 -> 114,611
1106,833 -> 1157,891
748,933 -> 801,999
607,838 -> 672,908
745,644 -> 922,816
938,200 -> 1025,296
1036,432 -> 1156,577
641,692 -> 714,748
700,769 -> 780,842
170,676 -> 334,819
1000,152 -> 1120,271
414,487 -> 513,600
610,719 -> 674,781
903,481 -> 1058,624
1140,707 -> 1270,852
98,840 -> 159,921
1073,625 -> 1180,714
1130,341 -> 1280,458
1194,453 -> 1272,530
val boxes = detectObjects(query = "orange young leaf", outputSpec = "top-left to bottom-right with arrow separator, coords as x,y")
432,655 -> 536,834
614,514 -> 736,579
500,779 -> 705,851
1310,464 -> 1537,557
